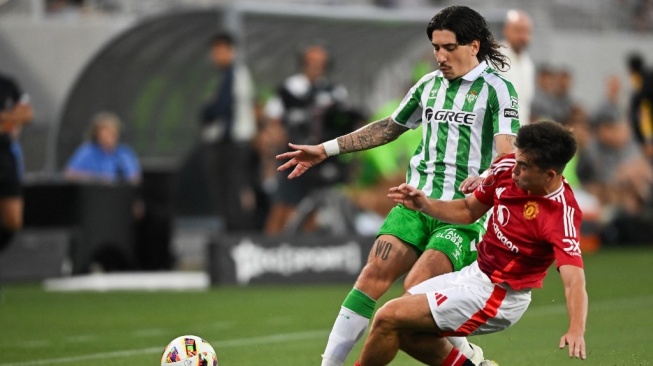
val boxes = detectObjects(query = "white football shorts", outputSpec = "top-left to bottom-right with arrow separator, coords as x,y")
408,261 -> 532,337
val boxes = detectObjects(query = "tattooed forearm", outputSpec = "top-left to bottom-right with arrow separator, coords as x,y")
493,134 -> 517,161
504,134 -> 516,148
337,117 -> 407,153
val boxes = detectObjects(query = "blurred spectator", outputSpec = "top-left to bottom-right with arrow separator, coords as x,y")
630,0 -> 653,32
0,72 -> 33,253
551,67 -> 577,123
561,106 -> 603,251
530,64 -> 557,123
65,112 -> 176,270
45,0 -> 83,18
576,107 -> 653,243
65,111 -> 141,184
595,74 -> 623,124
250,98 -> 275,230
262,44 -> 350,235
499,9 -> 535,125
626,53 -> 653,158
531,65 -> 577,124
253,97 -> 282,212
562,105 -> 592,189
199,31 -> 259,233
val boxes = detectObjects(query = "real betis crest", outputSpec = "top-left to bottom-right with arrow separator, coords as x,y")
466,90 -> 478,103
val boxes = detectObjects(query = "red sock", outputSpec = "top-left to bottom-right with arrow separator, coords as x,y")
354,361 -> 361,366
442,347 -> 474,366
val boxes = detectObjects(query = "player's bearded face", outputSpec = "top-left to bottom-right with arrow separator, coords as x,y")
431,30 -> 480,80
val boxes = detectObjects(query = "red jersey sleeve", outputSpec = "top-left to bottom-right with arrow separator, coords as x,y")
474,175 -> 496,206
474,154 -> 515,206
545,193 -> 584,269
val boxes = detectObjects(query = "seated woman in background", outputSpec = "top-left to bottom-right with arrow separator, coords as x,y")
65,111 -> 141,184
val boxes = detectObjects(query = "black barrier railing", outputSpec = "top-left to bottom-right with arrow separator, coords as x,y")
22,182 -> 142,274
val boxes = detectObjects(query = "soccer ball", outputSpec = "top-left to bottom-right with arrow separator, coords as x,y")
160,335 -> 218,366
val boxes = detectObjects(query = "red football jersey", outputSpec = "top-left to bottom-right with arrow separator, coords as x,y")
474,154 -> 584,290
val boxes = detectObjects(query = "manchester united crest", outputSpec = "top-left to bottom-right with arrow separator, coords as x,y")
523,201 -> 539,220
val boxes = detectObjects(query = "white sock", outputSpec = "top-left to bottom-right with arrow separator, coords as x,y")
447,336 -> 474,359
321,307 -> 370,366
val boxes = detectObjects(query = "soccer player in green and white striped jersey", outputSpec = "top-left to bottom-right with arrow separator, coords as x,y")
277,6 -> 520,366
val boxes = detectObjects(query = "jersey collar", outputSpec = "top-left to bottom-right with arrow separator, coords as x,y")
461,61 -> 488,81
544,181 -> 565,200
440,61 -> 488,88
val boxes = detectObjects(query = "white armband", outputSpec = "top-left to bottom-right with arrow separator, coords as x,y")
323,139 -> 340,157
479,169 -> 490,178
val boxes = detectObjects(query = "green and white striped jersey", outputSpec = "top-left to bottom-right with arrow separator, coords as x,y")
392,61 -> 520,200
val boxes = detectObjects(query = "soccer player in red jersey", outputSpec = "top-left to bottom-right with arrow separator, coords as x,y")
357,120 -> 588,366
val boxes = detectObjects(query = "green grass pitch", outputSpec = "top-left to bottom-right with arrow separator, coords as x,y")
0,246 -> 651,365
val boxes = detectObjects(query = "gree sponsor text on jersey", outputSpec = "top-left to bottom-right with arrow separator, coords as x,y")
424,107 -> 476,126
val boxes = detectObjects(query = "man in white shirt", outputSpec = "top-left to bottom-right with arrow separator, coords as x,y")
500,9 -> 535,126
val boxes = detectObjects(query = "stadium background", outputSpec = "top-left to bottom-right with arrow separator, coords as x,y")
0,0 -> 651,279
1,0 -> 653,175
0,0 -> 650,274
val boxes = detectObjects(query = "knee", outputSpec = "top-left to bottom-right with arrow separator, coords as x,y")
355,263 -> 395,298
402,275 -> 429,293
402,250 -> 453,291
397,330 -> 415,348
370,300 -> 402,332
358,262 -> 392,283
402,276 -> 418,293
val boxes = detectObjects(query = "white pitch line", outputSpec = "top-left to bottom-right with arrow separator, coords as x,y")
3,295 -> 653,366
0,330 -> 328,366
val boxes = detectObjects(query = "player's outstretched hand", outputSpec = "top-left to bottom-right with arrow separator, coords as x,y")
459,176 -> 483,194
388,183 -> 428,212
276,143 -> 327,179
559,331 -> 586,360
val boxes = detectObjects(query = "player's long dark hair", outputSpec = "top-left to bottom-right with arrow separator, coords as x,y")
515,121 -> 578,173
426,5 -> 509,72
